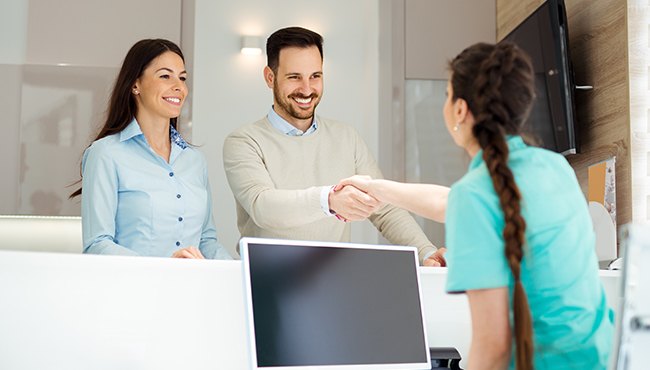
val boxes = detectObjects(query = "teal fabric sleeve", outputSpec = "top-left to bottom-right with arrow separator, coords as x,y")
445,184 -> 513,293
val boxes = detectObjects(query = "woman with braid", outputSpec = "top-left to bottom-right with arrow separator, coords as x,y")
337,42 -> 613,369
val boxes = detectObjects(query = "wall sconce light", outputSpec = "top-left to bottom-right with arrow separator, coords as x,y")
241,36 -> 263,56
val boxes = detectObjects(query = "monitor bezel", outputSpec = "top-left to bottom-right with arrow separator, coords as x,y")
240,237 -> 431,370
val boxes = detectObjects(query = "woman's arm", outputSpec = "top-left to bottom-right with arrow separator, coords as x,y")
198,168 -> 232,260
336,176 -> 449,223
465,287 -> 512,370
81,144 -> 138,256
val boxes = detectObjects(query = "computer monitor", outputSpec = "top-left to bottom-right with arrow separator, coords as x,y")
240,237 -> 431,370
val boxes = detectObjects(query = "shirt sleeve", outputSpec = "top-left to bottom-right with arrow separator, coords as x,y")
81,144 -> 138,256
445,184 -> 513,293
198,165 -> 232,260
223,131 -> 326,230
320,185 -> 336,216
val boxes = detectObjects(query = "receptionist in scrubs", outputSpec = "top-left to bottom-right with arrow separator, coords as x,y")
337,42 -> 613,369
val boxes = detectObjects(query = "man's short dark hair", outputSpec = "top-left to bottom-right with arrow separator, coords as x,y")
266,26 -> 323,73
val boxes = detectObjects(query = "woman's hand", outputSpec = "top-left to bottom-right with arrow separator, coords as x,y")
334,175 -> 374,196
339,176 -> 449,223
171,246 -> 205,259
328,183 -> 382,222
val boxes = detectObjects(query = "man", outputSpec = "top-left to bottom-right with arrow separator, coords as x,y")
223,26 -> 445,265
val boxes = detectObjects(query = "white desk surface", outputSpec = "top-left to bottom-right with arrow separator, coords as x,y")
0,252 -> 249,370
0,251 -> 621,370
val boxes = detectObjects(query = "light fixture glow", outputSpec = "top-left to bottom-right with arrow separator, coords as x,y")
240,35 -> 262,56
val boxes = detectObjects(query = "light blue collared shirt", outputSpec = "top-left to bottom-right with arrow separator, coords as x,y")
267,107 -> 333,216
267,106 -> 319,136
81,118 -> 230,259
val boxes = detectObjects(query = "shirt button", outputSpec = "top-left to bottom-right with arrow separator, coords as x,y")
176,194 -> 181,199
175,241 -> 180,246
178,217 -> 183,222
169,172 -> 174,177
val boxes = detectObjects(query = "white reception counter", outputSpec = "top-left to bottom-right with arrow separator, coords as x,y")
0,251 -> 621,370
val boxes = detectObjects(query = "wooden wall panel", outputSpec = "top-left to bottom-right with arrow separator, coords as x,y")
496,0 -> 545,39
496,0 -> 632,229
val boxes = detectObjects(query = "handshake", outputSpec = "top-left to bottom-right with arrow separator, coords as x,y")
329,175 -> 448,267
329,175 -> 381,222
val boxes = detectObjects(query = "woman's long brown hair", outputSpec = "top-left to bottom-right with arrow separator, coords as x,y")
69,39 -> 184,198
450,42 -> 536,369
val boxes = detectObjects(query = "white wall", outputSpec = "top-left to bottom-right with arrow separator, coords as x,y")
25,0 -> 181,67
192,0 -> 380,255
0,0 -> 28,65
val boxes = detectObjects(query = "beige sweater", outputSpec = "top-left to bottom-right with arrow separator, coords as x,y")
223,116 -> 436,263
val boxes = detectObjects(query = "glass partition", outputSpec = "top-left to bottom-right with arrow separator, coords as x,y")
405,79 -> 469,246
0,0 -> 183,216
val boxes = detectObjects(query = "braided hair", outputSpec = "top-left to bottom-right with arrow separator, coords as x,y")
450,42 -> 536,370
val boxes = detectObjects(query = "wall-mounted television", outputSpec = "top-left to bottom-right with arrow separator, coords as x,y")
503,0 -> 578,155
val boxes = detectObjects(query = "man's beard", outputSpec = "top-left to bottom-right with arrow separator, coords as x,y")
273,82 -> 320,121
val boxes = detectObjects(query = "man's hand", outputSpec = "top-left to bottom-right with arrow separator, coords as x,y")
423,247 -> 446,267
334,175 -> 373,194
171,246 -> 205,259
329,185 -> 382,221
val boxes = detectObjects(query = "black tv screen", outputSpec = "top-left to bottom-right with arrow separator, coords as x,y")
503,0 -> 578,155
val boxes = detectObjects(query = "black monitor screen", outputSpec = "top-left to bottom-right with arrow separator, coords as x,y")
245,242 -> 428,367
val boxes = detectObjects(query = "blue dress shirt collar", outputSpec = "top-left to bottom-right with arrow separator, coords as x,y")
267,106 -> 318,136
119,118 -> 189,150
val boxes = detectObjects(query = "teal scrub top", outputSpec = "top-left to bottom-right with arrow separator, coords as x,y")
445,136 -> 614,369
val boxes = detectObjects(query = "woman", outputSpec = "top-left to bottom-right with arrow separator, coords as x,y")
71,39 -> 230,260
338,42 -> 613,369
